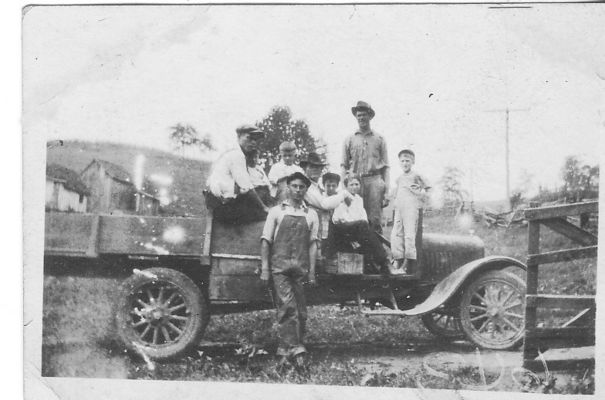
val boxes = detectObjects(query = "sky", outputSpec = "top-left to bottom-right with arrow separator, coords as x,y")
23,4 -> 605,202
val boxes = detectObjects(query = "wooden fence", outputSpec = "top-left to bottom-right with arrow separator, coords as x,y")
522,201 -> 598,371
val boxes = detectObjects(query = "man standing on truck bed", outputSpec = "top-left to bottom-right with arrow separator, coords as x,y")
260,171 -> 319,369
342,101 -> 390,233
205,124 -> 270,224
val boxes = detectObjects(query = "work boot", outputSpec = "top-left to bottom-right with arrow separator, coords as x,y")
401,259 -> 416,275
389,259 -> 405,275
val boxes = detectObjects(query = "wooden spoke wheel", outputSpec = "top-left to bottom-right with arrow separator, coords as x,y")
115,267 -> 209,360
421,306 -> 465,340
459,270 -> 526,350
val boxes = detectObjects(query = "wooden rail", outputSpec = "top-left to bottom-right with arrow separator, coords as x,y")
522,201 -> 598,371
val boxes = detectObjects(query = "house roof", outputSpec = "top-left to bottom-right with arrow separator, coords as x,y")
46,163 -> 91,196
83,159 -> 160,201
91,159 -> 133,183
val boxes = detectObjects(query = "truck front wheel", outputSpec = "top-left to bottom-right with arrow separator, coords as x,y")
115,267 -> 209,360
459,270 -> 526,350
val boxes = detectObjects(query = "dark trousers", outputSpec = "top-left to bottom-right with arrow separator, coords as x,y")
272,272 -> 307,357
325,220 -> 388,267
204,190 -> 268,224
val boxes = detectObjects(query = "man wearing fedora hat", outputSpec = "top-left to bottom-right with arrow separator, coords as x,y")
205,124 -> 271,223
300,152 -> 354,243
342,101 -> 390,233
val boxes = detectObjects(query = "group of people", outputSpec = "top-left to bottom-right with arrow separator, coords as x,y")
205,101 -> 429,368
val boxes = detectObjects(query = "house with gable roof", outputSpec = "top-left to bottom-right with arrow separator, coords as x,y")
80,159 -> 160,215
46,163 -> 91,212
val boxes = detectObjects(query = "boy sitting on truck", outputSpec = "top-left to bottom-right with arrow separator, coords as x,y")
328,174 -> 390,274
319,172 -> 341,258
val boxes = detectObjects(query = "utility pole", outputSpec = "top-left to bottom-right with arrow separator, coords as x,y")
485,107 -> 529,211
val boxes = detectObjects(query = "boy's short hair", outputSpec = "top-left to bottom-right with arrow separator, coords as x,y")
321,172 -> 340,186
279,141 -> 297,152
398,149 -> 416,160
344,173 -> 361,187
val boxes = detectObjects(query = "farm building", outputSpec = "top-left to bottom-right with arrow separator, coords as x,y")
80,159 -> 160,215
45,164 -> 90,212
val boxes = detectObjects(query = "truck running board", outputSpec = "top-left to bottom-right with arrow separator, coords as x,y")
356,290 -> 409,316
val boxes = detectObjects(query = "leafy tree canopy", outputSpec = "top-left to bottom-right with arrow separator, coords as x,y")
255,106 -> 318,172
169,123 -> 214,158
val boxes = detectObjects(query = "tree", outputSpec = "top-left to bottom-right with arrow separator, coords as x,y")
169,123 -> 214,158
561,156 -> 599,202
439,166 -> 468,210
255,106 -> 318,172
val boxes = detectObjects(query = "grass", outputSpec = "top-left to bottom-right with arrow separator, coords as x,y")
42,213 -> 597,392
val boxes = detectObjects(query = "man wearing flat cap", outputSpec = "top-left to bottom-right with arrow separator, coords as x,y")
342,101 -> 390,233
206,124 -> 270,223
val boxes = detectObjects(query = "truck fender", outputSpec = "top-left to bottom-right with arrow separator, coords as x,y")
401,255 -> 526,316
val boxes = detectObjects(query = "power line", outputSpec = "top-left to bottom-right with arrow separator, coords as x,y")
484,107 -> 530,211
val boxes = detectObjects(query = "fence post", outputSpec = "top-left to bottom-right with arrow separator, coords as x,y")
523,201 -> 540,364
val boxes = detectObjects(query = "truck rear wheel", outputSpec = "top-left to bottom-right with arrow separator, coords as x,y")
115,267 -> 209,360
421,306 -> 465,339
459,270 -> 525,350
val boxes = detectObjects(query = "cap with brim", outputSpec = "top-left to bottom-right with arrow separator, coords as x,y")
236,124 -> 265,136
351,100 -> 375,119
286,171 -> 311,187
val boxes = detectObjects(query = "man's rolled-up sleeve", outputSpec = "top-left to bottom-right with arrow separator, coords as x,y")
308,210 -> 320,243
231,151 -> 254,193
260,208 -> 278,243
305,185 -> 346,211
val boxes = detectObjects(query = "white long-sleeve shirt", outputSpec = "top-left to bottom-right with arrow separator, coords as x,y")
206,148 -> 254,199
304,181 -> 347,211
332,194 -> 367,223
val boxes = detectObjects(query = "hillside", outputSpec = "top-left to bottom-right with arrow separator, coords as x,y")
46,140 -> 211,216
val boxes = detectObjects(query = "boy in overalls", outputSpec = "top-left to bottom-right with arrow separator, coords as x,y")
390,149 -> 430,275
260,172 -> 319,368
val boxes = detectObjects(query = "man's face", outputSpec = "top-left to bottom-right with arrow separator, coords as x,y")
399,154 -> 414,173
346,179 -> 361,195
305,165 -> 323,182
288,179 -> 308,201
324,180 -> 339,196
238,133 -> 263,154
281,151 -> 295,166
356,110 -> 371,130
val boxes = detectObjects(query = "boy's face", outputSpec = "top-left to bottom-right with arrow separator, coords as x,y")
346,179 -> 361,195
399,154 -> 415,173
288,179 -> 308,201
324,180 -> 339,196
281,150 -> 295,166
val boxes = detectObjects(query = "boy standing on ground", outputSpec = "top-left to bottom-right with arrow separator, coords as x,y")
390,149 -> 430,275
268,141 -> 304,202
260,172 -> 319,368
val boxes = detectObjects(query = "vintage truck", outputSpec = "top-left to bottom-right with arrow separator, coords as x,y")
44,210 -> 527,360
